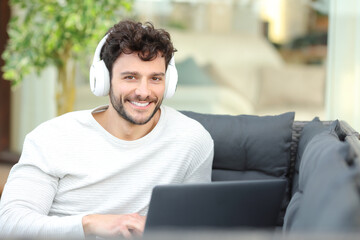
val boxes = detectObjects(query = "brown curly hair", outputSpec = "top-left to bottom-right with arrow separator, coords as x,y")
100,20 -> 176,80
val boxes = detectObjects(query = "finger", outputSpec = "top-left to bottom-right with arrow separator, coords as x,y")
127,215 -> 146,231
139,220 -> 146,232
135,214 -> 147,229
131,213 -> 145,221
126,221 -> 144,234
133,213 -> 146,219
120,226 -> 132,239
131,228 -> 143,237
137,214 -> 147,223
133,217 -> 146,232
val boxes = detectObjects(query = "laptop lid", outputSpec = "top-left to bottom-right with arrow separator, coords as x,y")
145,179 -> 286,231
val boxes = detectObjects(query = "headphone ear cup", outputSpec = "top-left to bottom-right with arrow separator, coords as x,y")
164,59 -> 178,99
90,60 -> 110,97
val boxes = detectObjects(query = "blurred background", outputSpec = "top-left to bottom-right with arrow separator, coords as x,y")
0,0 -> 359,184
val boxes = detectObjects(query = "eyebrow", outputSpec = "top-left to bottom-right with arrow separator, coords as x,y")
120,71 -> 139,76
152,72 -> 165,76
120,71 -> 165,76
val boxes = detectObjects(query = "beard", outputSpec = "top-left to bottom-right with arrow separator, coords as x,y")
109,87 -> 162,125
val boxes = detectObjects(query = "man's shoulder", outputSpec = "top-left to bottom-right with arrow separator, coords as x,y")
162,106 -> 203,128
27,109 -> 92,139
162,106 -> 213,141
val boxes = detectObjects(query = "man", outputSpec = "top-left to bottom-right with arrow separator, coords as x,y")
0,20 -> 214,239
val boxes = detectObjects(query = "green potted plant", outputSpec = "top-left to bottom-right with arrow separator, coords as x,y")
2,0 -> 133,115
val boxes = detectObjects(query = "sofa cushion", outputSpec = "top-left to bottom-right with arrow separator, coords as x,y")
284,127 -> 339,230
212,169 -> 279,182
182,111 -> 294,226
283,124 -> 357,232
312,168 -> 360,231
290,142 -> 359,232
283,191 -> 302,231
292,117 -> 328,195
181,111 -> 295,177
298,126 -> 339,192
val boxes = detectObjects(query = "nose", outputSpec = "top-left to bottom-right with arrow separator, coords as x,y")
134,79 -> 151,100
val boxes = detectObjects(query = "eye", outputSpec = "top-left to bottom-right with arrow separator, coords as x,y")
152,77 -> 162,81
124,76 -> 135,80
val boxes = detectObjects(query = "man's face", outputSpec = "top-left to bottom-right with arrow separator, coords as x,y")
109,52 -> 166,125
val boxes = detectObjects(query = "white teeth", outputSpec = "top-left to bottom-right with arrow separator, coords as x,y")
131,101 -> 149,107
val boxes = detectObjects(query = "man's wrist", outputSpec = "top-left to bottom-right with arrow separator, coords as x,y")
82,214 -> 93,236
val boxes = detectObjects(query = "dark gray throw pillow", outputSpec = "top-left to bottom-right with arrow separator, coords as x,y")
181,111 -> 295,177
298,124 -> 340,191
296,117 -> 328,166
290,137 -> 353,232
292,117 -> 329,195
284,129 -> 348,232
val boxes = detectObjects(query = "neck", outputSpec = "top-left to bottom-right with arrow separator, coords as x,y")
92,105 -> 161,141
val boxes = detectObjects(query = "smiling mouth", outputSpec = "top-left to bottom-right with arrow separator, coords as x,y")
130,101 -> 150,107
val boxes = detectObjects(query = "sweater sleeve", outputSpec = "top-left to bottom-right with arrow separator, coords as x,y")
0,135 -> 86,239
183,134 -> 214,184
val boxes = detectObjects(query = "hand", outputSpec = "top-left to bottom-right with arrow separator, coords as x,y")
82,213 -> 146,238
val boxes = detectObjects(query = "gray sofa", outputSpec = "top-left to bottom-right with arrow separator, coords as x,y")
182,111 -> 360,233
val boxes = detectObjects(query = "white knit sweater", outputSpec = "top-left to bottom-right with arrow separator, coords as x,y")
0,105 -> 214,239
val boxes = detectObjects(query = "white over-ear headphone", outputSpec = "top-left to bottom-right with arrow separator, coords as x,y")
89,34 -> 178,99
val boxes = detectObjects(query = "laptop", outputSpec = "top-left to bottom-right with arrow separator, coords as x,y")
145,179 -> 286,231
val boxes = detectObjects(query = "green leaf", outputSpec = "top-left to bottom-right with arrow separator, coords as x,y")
3,0 -> 134,86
